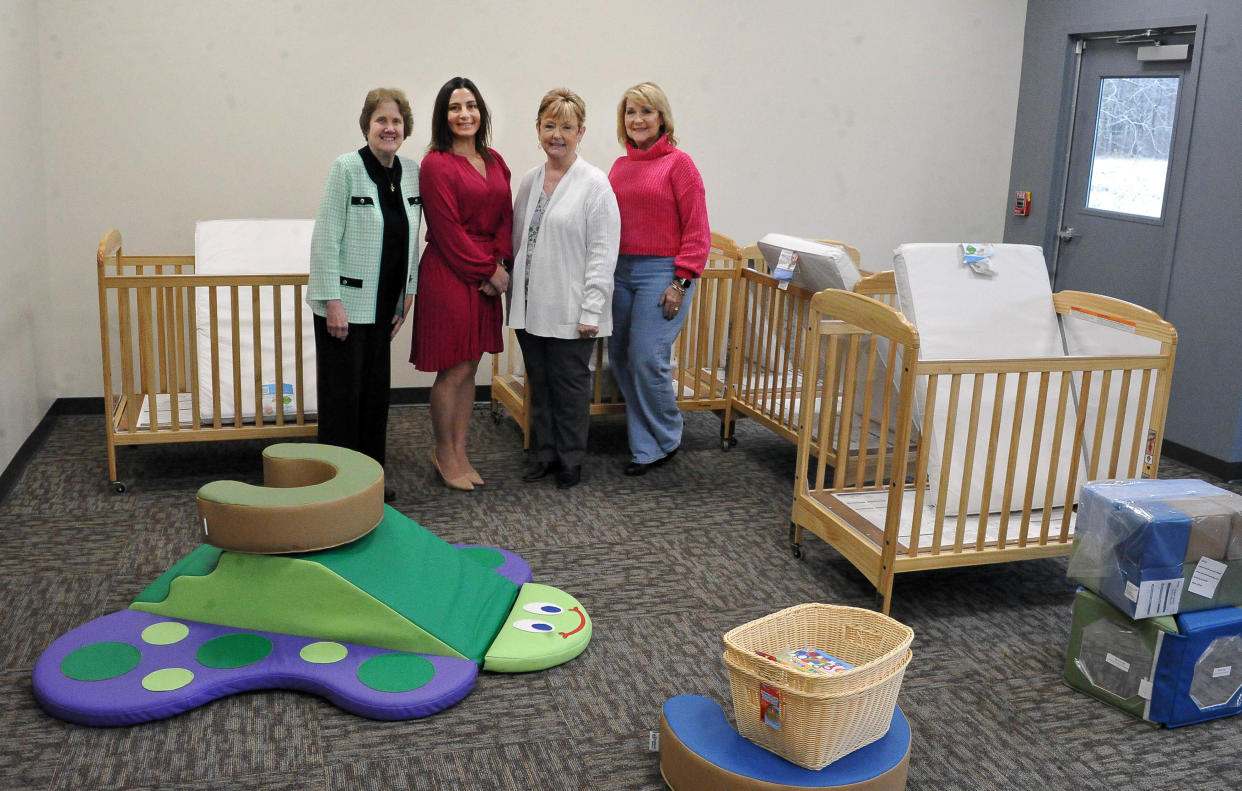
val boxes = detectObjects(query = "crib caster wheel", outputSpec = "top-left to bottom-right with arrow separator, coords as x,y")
791,543 -> 803,559
491,411 -> 501,424
111,481 -> 128,494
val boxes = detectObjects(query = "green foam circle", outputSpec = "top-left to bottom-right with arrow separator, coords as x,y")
300,641 -> 348,664
459,546 -> 506,570
61,641 -> 142,682
196,633 -> 273,669
142,667 -> 195,692
357,653 -> 435,693
141,621 -> 190,645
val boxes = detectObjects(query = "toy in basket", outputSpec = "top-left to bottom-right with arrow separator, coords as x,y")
723,604 -> 914,770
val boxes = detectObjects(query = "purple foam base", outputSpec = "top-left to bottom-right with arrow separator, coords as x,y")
33,610 -> 478,727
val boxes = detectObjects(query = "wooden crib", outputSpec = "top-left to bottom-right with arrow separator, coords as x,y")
720,260 -> 914,485
95,229 -> 316,491
489,232 -> 742,448
790,287 -> 1177,614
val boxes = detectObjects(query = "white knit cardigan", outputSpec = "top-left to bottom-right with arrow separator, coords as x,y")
508,157 -> 621,338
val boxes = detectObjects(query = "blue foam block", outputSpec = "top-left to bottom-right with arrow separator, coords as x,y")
662,694 -> 909,786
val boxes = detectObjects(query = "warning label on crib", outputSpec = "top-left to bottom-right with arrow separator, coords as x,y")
1068,306 -> 1137,334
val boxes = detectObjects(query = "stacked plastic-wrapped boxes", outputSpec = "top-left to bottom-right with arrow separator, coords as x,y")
1064,479 -> 1242,727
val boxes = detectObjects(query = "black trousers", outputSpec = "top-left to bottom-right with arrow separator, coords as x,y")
516,329 -> 595,467
313,315 -> 391,466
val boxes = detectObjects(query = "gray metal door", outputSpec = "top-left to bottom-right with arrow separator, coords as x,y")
1051,30 -> 1198,312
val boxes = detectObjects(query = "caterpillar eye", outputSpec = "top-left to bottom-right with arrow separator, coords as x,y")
513,619 -> 556,633
522,602 -> 564,616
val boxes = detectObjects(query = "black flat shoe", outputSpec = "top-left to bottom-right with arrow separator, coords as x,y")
625,447 -> 679,477
653,446 -> 679,467
555,466 -> 582,489
624,461 -> 651,476
384,487 -> 397,503
522,460 -> 560,482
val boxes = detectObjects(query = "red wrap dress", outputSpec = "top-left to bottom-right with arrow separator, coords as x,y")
410,149 -> 513,371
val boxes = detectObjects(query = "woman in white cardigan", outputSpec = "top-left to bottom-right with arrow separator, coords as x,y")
509,88 -> 621,489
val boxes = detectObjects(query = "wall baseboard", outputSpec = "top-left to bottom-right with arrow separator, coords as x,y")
0,387 -> 494,503
0,405 -> 60,504
1161,440 -> 1242,483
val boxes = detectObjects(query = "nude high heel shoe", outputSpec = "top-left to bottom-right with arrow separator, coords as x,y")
431,452 -> 474,491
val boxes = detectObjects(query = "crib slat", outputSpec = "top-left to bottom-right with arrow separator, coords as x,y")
1040,373 -> 1073,544
854,330 -> 880,489
976,374 -> 1007,547
996,371 -> 1030,550
814,332 -> 839,493
136,287 -> 158,433
931,374 -> 964,554
1107,369 -> 1133,479
1086,368 -> 1113,482
294,286 -> 305,424
272,285 -> 285,427
834,336 -> 861,489
155,282 -> 170,396
1017,372 -> 1052,546
189,280 -> 202,430
209,287 -> 222,428
1126,369 -> 1153,479
954,374 -> 985,552
251,287 -> 263,426
231,287 -> 243,429
1060,372 -> 1093,542
163,286 -> 182,431
909,374 -> 937,555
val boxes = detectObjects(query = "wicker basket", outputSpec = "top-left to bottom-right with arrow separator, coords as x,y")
722,603 -> 914,770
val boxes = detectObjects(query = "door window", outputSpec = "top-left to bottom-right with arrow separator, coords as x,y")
1085,76 -> 1180,219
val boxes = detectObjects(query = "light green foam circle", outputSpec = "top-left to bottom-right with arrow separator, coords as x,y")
300,641 -> 349,664
141,667 -> 195,692
141,621 -> 190,646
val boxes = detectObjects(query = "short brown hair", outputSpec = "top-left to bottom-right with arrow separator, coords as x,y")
616,81 -> 676,147
359,88 -> 413,139
536,88 -> 586,127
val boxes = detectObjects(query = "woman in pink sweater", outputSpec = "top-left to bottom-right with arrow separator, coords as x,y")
607,82 -> 710,476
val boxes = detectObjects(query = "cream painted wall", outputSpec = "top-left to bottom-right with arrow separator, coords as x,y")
35,0 -> 1026,396
1,0 -> 50,472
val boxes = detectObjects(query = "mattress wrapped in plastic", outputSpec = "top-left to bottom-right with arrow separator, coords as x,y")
1068,478 -> 1242,619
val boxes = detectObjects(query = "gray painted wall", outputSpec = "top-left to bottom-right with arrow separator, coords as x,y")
1005,0 -> 1242,464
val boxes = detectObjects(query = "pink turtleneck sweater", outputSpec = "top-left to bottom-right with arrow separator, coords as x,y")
608,135 -> 710,280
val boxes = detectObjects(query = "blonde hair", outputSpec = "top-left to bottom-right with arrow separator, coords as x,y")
616,81 -> 676,147
359,88 -> 413,139
537,88 -> 586,127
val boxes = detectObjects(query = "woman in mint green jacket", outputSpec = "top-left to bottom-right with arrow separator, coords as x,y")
307,88 -> 423,502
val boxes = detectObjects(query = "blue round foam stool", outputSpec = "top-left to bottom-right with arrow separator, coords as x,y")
659,694 -> 910,790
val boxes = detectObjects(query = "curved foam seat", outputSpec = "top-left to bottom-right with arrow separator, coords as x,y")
196,443 -> 384,553
659,694 -> 909,791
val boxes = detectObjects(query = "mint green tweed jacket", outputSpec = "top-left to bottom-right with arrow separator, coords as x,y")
307,151 -> 422,323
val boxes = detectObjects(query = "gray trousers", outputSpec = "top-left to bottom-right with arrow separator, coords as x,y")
516,329 -> 596,467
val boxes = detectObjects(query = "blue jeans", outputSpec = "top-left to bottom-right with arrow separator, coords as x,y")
609,255 -> 694,463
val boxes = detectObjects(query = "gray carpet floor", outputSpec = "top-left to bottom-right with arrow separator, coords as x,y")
2,406 -> 1241,790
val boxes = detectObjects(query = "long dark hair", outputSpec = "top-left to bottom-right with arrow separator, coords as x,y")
428,76 -> 492,160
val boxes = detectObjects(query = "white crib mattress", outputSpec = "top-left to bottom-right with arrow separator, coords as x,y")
832,489 -> 1078,551
757,234 -> 860,293
194,219 -> 317,423
893,243 -> 1080,516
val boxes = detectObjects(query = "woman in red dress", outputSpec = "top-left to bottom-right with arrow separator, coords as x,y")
411,77 -> 513,490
